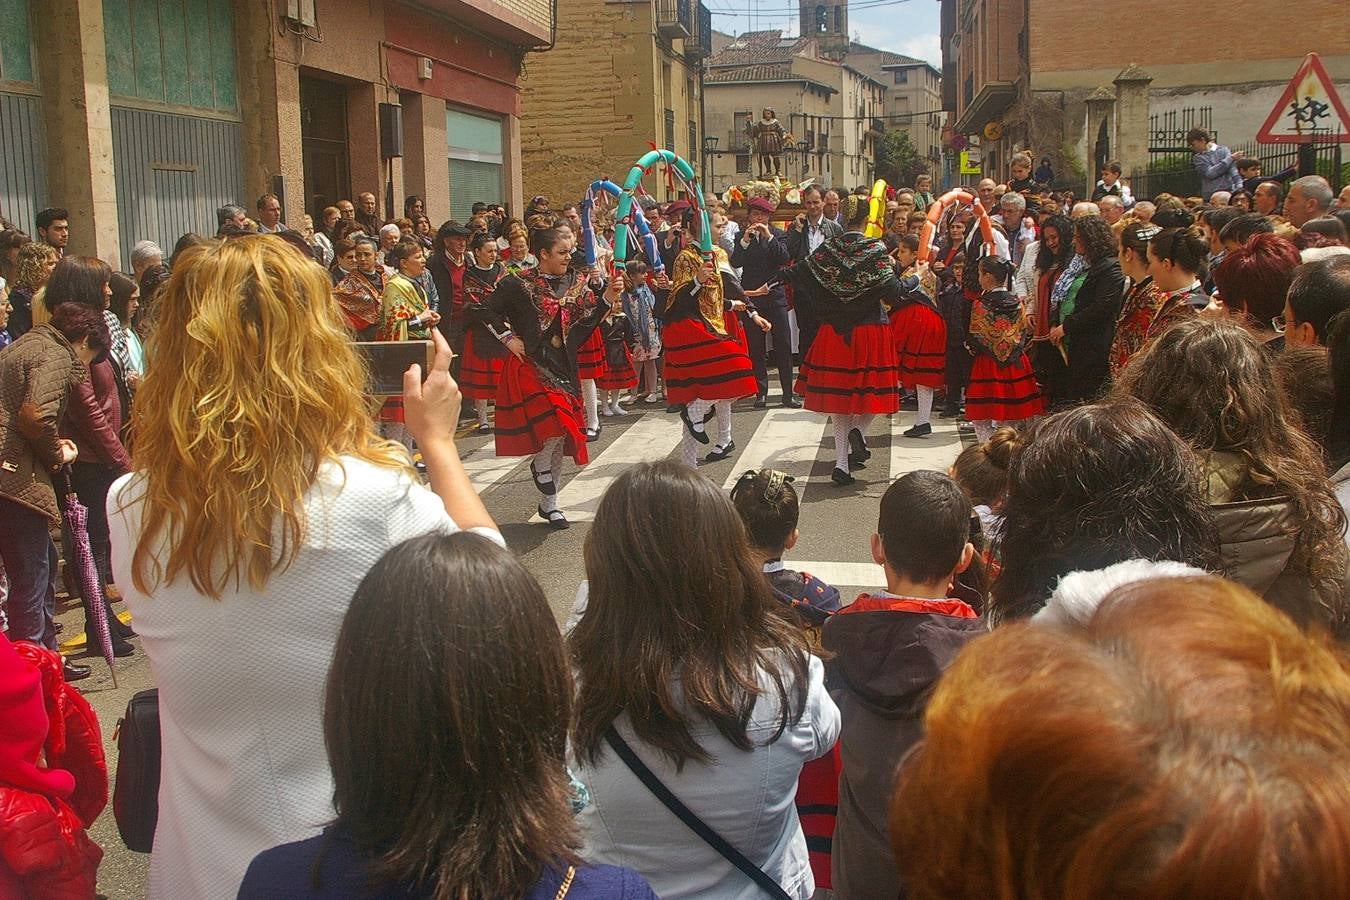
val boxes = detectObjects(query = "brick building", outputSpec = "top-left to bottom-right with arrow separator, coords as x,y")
0,0 -> 552,268
939,0 -> 1350,192
519,0 -> 713,205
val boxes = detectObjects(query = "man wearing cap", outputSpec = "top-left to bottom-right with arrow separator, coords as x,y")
732,197 -> 797,408
429,219 -> 474,363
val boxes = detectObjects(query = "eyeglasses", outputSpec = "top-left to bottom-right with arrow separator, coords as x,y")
1272,314 -> 1287,334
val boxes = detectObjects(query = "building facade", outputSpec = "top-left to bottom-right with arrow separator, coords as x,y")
703,30 -> 885,194
518,0 -> 712,205
845,45 -> 944,172
939,0 -> 1350,193
0,0 -> 552,269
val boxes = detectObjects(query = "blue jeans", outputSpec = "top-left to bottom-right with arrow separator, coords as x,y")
0,497 -> 59,649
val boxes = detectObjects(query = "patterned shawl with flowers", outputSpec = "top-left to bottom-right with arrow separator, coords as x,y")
669,245 -> 729,335
333,270 -> 383,331
803,233 -> 896,305
968,289 -> 1031,365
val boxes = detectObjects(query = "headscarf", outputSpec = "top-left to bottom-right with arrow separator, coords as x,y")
670,245 -> 727,334
802,232 -> 895,304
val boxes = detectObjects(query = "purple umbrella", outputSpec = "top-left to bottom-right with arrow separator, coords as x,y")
59,467 -> 118,686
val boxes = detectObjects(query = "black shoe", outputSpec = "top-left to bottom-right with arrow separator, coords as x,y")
475,422 -> 493,435
666,403 -> 682,413
847,427 -> 872,462
848,452 -> 867,470
753,395 -> 767,409
781,396 -> 802,408
529,459 -> 558,495
831,466 -> 856,486
584,427 -> 601,443
705,440 -> 736,462
679,406 -> 711,444
63,659 -> 91,682
903,422 -> 933,438
900,395 -> 918,411
938,405 -> 962,419
538,504 -> 571,530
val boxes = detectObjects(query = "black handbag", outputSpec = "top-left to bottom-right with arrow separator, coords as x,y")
603,726 -> 793,900
112,688 -> 161,852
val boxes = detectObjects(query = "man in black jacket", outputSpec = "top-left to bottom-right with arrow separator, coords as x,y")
732,197 -> 798,407
786,186 -> 843,357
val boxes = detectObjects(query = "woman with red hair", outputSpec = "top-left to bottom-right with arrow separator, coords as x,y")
890,575 -> 1350,899
1211,233 -> 1301,349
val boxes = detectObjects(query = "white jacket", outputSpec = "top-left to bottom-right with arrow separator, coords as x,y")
572,653 -> 840,900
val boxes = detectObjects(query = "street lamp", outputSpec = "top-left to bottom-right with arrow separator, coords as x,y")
795,139 -> 809,179
702,135 -> 720,187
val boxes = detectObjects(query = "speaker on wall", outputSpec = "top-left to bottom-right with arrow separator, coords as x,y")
379,103 -> 404,159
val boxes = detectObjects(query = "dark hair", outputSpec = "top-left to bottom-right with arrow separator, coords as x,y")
469,231 -> 495,253
1102,161 -> 1122,176
1211,234 -> 1300,322
1072,215 -> 1118,264
624,259 -> 649,278
1203,205 -> 1242,236
35,207 -> 68,230
1329,311 -> 1350,465
403,195 -> 423,217
325,532 -> 579,898
952,427 -> 1021,508
802,185 -> 824,201
730,469 -> 800,551
108,272 -> 139,325
1230,189 -> 1253,207
990,401 -> 1221,624
255,192 -> 279,211
899,233 -> 921,252
530,226 -> 571,257
1287,256 -> 1350,343
1118,221 -> 1161,259
387,240 -> 423,270
136,263 -> 171,330
44,256 -> 112,310
1302,216 -> 1348,245
1151,206 -> 1195,230
1149,226 -> 1208,274
1332,208 -> 1350,233
171,232 -> 207,265
331,237 -> 357,262
48,301 -> 110,352
571,460 -> 809,768
1220,213 -> 1274,246
1033,214 -> 1074,273
215,203 -> 245,227
1255,180 -> 1285,205
879,471 -> 972,583
1186,127 -> 1212,144
1116,318 -> 1348,612
1235,157 -> 1261,171
979,256 -> 1015,287
1274,345 -> 1334,461
844,193 -> 871,228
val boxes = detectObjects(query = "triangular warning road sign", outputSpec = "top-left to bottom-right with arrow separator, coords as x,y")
1257,52 -> 1350,143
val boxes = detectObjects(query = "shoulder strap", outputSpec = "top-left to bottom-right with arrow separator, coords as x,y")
603,726 -> 793,900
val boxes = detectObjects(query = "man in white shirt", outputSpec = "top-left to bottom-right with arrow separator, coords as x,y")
787,185 -> 843,260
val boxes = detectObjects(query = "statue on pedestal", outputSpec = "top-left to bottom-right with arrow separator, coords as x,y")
750,107 -> 785,178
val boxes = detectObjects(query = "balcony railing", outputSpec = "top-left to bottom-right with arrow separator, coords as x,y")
657,0 -> 693,40
685,2 -> 713,61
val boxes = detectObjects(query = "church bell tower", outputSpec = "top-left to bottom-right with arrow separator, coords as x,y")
799,0 -> 849,58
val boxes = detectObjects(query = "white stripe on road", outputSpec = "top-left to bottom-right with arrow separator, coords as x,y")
886,411 -> 965,483
722,407 -> 830,495
543,413 -> 686,523
462,445 -> 528,494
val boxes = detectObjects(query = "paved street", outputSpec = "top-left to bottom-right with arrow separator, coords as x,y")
70,399 -> 970,899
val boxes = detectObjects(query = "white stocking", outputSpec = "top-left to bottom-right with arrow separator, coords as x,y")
642,360 -> 659,396
715,399 -> 733,447
474,398 -> 490,427
680,430 -> 701,468
854,414 -> 876,437
833,416 -> 851,471
916,386 -> 934,427
583,379 -> 599,430
973,419 -> 995,444
535,437 -> 566,514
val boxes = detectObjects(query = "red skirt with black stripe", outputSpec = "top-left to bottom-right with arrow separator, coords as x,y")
576,328 -> 608,381
890,303 -> 947,389
459,329 -> 506,401
597,345 -> 638,390
965,353 -> 1046,421
794,321 -> 900,415
494,355 -> 589,464
661,317 -> 759,405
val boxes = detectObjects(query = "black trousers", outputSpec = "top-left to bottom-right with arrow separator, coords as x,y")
744,304 -> 794,400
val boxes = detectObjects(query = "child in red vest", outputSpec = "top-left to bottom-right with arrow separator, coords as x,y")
822,471 -> 986,899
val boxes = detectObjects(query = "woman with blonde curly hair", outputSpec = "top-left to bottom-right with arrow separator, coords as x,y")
6,239 -> 58,336
107,235 -> 498,900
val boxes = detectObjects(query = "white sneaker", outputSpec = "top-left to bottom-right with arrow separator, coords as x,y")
600,402 -> 614,417
612,401 -> 628,416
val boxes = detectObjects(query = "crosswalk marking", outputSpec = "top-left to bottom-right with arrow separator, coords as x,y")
721,407 -> 830,495
788,560 -> 885,589
462,445 -> 529,494
886,411 -> 965,483
540,412 -> 686,523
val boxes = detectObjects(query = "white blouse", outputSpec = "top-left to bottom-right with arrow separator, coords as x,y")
108,456 -> 503,900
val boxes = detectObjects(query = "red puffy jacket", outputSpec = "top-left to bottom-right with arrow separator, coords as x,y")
0,640 -> 106,899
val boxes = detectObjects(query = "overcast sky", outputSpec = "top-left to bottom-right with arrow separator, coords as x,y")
707,0 -> 942,67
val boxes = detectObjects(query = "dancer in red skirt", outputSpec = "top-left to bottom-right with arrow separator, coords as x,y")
662,228 -> 763,468
890,234 -> 947,438
576,311 -> 608,441
483,226 -> 622,528
784,194 -> 901,486
596,308 -> 637,416
461,232 -> 508,434
965,257 -> 1045,443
